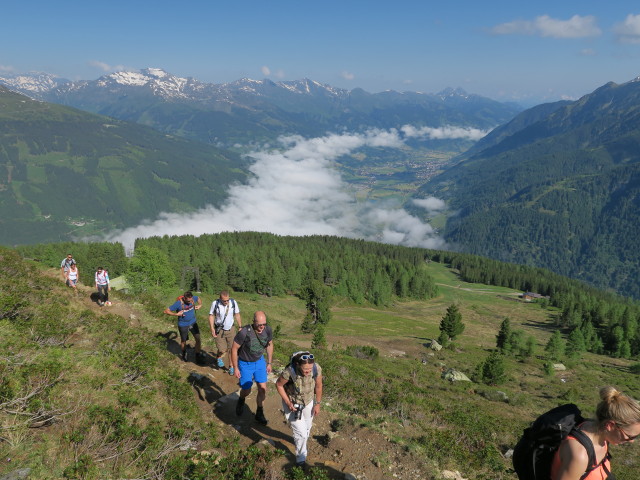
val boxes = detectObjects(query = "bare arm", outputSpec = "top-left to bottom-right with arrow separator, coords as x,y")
234,312 -> 242,329
265,341 -> 274,374
231,341 -> 241,379
276,376 -> 295,410
208,314 -> 217,337
313,375 -> 323,416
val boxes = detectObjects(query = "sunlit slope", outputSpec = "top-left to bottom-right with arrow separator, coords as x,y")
0,87 -> 246,245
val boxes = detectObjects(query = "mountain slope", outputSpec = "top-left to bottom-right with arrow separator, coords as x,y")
418,77 -> 640,298
0,87 -> 246,245
0,69 -> 522,147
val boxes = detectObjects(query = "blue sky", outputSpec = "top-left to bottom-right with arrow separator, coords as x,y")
2,0 -> 640,104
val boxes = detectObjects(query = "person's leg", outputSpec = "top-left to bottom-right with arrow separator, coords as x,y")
236,359 -> 255,415
253,357 -> 268,424
192,325 -> 202,354
98,284 -> 108,304
214,334 -> 225,368
286,402 -> 314,463
224,326 -> 236,368
178,325 -> 189,361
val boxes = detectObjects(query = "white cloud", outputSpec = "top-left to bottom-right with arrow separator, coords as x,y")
614,14 -> 640,44
491,15 -> 601,38
89,60 -> 127,72
341,71 -> 355,81
401,124 -> 490,141
261,65 -> 271,76
579,48 -> 597,56
103,128 -> 448,251
413,197 -> 446,214
0,65 -> 15,73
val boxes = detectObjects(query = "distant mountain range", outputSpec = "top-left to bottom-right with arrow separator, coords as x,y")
0,68 -> 522,147
419,77 -> 640,298
0,86 -> 245,245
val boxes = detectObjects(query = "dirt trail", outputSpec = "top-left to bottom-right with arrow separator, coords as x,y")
49,271 -> 424,480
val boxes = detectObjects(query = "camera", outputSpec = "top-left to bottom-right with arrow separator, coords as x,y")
293,403 -> 304,420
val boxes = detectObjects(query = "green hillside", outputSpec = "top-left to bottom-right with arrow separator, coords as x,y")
5,236 -> 640,479
418,79 -> 640,299
0,87 -> 246,245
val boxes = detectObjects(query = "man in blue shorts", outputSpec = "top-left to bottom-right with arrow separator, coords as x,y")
164,291 -> 205,364
230,311 -> 273,425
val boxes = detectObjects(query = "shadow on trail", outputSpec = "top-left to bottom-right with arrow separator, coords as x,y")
156,330 -> 184,358
213,391 -> 292,448
187,370 -> 228,404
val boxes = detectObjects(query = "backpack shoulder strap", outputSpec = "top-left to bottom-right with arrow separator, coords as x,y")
289,365 -> 297,382
570,428 -> 599,480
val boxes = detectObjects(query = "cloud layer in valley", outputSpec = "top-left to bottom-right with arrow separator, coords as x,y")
104,125 -> 481,250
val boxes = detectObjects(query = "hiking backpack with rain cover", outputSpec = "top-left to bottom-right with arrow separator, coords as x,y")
512,403 -> 611,480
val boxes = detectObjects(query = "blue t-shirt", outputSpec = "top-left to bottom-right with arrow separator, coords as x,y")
168,296 -> 199,327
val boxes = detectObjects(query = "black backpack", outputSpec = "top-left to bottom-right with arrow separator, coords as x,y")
512,403 -> 611,480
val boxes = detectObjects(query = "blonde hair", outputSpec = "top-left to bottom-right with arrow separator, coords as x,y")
595,386 -> 640,429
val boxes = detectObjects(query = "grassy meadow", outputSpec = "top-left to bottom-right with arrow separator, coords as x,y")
1,248 -> 639,479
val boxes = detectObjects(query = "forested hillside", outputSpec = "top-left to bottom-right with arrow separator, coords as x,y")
7,235 -> 640,479
419,78 -> 640,299
0,87 -> 246,245
19,232 -> 640,361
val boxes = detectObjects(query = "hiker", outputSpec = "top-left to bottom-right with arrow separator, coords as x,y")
164,291 -> 205,364
275,351 -> 323,467
551,386 -> 640,480
208,290 -> 242,375
60,253 -> 76,281
65,263 -> 79,294
94,267 -> 110,306
230,311 -> 273,425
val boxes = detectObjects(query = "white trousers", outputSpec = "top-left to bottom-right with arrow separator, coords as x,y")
283,401 -> 314,463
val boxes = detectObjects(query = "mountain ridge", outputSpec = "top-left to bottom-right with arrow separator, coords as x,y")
419,77 -> 640,298
0,68 -> 522,147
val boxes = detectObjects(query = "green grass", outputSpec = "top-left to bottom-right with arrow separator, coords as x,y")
3,247 -> 639,479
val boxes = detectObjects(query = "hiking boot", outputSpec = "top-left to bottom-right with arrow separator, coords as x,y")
217,358 -> 224,368
181,350 -> 188,362
196,352 -> 206,365
255,406 -> 268,425
228,366 -> 234,376
235,397 -> 245,416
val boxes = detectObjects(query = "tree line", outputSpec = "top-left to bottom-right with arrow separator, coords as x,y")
427,249 -> 640,359
17,233 -> 640,360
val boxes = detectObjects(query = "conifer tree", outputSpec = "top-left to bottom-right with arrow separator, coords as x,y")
566,327 -> 586,358
311,325 -> 327,349
439,304 -> 465,341
496,318 -> 512,353
545,330 -> 565,361
476,351 -> 506,385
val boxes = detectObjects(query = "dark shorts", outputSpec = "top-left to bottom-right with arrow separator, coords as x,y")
178,322 -> 200,342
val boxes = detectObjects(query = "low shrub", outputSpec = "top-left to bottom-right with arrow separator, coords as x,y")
344,345 -> 379,360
